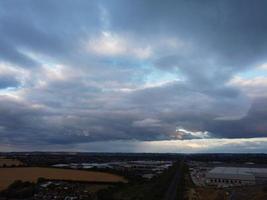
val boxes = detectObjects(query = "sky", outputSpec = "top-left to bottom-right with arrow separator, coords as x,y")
0,0 -> 267,153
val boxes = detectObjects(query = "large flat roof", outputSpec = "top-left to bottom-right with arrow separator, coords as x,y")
207,167 -> 267,180
209,167 -> 267,175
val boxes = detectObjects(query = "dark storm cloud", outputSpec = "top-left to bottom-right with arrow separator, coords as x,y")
0,0 -> 267,149
107,0 -> 267,67
206,98 -> 267,138
0,0 -> 100,68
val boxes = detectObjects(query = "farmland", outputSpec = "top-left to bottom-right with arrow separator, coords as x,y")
0,167 -> 127,190
0,158 -> 23,167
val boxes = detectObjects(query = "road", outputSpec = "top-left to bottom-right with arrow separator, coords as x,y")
163,159 -> 184,200
229,190 -> 237,200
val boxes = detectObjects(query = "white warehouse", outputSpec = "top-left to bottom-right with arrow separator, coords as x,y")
206,167 -> 267,187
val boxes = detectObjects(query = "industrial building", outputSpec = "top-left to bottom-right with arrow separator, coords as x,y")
206,167 -> 267,187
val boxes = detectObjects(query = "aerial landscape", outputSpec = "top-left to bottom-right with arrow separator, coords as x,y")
0,0 -> 267,199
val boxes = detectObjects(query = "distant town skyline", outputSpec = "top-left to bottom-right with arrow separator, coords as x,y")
0,0 -> 267,153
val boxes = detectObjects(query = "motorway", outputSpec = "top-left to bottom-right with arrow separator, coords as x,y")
163,159 -> 184,200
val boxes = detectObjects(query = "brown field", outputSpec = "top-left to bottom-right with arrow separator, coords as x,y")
0,167 -> 127,190
0,158 -> 23,167
195,188 -> 228,200
186,186 -> 267,200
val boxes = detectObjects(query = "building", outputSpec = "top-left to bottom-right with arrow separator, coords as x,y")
206,167 -> 267,187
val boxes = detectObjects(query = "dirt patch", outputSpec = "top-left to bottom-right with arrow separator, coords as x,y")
196,188 -> 227,200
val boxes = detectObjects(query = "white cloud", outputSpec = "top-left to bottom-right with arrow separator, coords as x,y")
0,62 -> 29,80
85,31 -> 152,59
132,46 -> 152,59
87,31 -> 126,56
258,63 -> 267,70
42,64 -> 69,81
174,127 -> 211,139
230,76 -> 267,87
132,118 -> 162,127
7,137 -> 267,153
229,76 -> 267,97
141,137 -> 267,153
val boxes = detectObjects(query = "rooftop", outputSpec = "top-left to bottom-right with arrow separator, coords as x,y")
209,167 -> 267,176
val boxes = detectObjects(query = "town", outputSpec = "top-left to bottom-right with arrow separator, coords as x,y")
1,153 -> 267,199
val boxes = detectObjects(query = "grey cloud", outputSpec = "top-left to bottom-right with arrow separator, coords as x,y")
0,74 -> 20,89
107,0 -> 267,66
206,98 -> 267,138
0,38 -> 39,68
0,0 -> 100,68
0,0 -> 267,150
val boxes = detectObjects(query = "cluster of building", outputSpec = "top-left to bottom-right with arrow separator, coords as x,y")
34,181 -> 95,200
189,161 -> 267,188
206,167 -> 267,187
52,160 -> 173,179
